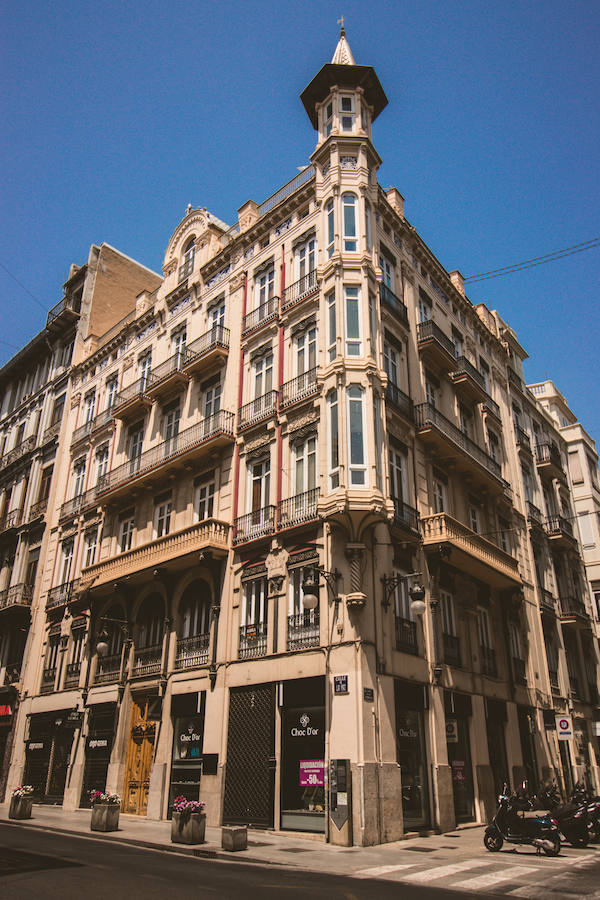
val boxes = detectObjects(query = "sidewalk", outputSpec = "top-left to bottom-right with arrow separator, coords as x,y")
0,803 -> 488,876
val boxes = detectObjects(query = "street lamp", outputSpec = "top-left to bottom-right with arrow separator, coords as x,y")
301,567 -> 341,611
381,573 -> 426,616
95,616 -> 129,656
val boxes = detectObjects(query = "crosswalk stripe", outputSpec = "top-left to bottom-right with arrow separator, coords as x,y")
453,865 -> 539,890
401,859 -> 491,882
354,863 -> 417,878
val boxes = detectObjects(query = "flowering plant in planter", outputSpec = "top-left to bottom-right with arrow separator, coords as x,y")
172,796 -> 206,815
12,785 -> 34,798
171,796 -> 206,845
90,790 -> 121,805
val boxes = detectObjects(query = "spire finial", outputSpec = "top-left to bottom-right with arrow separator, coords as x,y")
337,15 -> 345,36
331,18 -> 355,65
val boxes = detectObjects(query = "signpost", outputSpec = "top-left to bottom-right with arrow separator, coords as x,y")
334,675 -> 348,695
555,714 -> 573,740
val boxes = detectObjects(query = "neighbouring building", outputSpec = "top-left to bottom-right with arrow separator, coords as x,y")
3,29 -> 599,843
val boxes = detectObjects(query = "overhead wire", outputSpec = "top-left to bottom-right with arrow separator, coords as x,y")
464,238 -> 599,283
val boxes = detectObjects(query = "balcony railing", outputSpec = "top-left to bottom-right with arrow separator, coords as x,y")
507,368 -> 523,391
443,633 -> 461,666
379,282 -> 409,326
281,270 -> 318,311
481,396 -> 501,420
549,668 -> 559,692
514,425 -> 531,451
94,653 -> 122,685
278,488 -> 320,529
233,506 -> 276,544
415,402 -> 502,481
540,588 -> 557,613
184,325 -> 230,370
421,512 -> 520,585
132,645 -> 163,678
46,294 -> 81,328
28,498 -> 48,520
385,382 -> 414,420
80,519 -> 230,590
59,488 -> 98,522
40,667 -> 56,694
287,611 -> 320,650
559,595 -> 588,618
512,656 -> 527,685
257,166 -> 315,218
526,501 -> 543,524
238,391 -> 278,429
0,436 -> 36,471
175,633 -> 210,670
544,515 -> 575,542
238,622 -> 267,659
452,355 -> 486,391
535,442 -> 564,474
42,421 -> 61,444
46,578 -> 80,611
242,297 -> 279,335
480,645 -> 497,677
0,508 -> 22,532
71,417 -> 95,445
395,616 -> 418,654
417,320 -> 457,365
392,499 -> 419,535
96,411 -> 235,496
112,375 -> 152,416
280,368 -> 318,408
64,661 -> 81,690
0,583 -> 34,612
145,350 -> 190,396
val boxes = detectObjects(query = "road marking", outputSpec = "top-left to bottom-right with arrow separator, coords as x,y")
401,859 -> 491,882
354,863 -> 417,878
453,865 -> 539,890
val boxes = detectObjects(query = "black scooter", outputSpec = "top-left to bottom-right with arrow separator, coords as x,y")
536,782 -> 589,846
484,784 -> 561,856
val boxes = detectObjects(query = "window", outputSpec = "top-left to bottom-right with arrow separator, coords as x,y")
327,291 -> 337,362
480,358 -> 490,394
365,200 -> 372,249
587,454 -> 599,488
60,540 -> 74,584
342,194 -> 357,251
210,301 -> 225,330
509,623 -> 523,660
432,472 -> 447,513
84,530 -> 97,568
522,465 -> 534,503
459,405 -> 472,439
155,497 -> 172,538
295,236 -> 316,279
347,385 -> 367,486
379,253 -> 394,291
393,574 -> 413,621
344,286 -> 361,355
254,352 -> 273,398
294,435 -> 317,495
256,267 -> 275,306
440,591 -> 456,636
25,549 -> 39,587
389,448 -> 406,504
203,380 -> 221,418
468,503 -> 480,533
51,394 -> 65,425
289,565 -> 318,617
498,516 -> 510,554
180,237 -> 195,280
568,451 -> 583,483
163,404 -> 181,452
105,375 -> 118,410
196,478 -> 215,519
368,294 -> 376,350
340,94 -> 355,131
138,351 -> 152,389
425,379 -> 437,408
128,425 -> 144,473
373,395 -> 383,490
171,326 -> 187,362
38,466 -> 53,502
250,458 -> 270,512
384,342 -> 400,385
487,429 -> 500,463
324,100 -> 333,136
327,390 -> 339,489
83,390 -> 96,424
119,516 -> 134,553
477,608 -> 492,649
326,198 -> 335,258
242,578 -> 267,627
295,326 -> 316,375
418,292 -> 432,323
70,628 -> 86,667
578,512 -> 595,547
95,446 -> 109,485
73,459 -> 86,497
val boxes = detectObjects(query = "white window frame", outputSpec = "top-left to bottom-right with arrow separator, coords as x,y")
384,342 -> 400,386
327,390 -> 340,490
324,100 -> 333,137
293,435 -> 317,495
204,381 -> 222,419
295,326 -> 316,376
327,291 -> 337,362
342,193 -> 357,251
119,517 -> 135,553
477,608 -> 493,649
440,590 -> 456,636
347,385 -> 368,487
83,530 -> 97,568
344,285 -> 361,356
256,268 -> 275,307
154,499 -> 172,539
433,476 -> 446,513
326,198 -> 335,258
196,478 -> 215,520
295,236 -> 316,280
60,540 -> 74,584
73,460 -> 86,497
83,390 -> 96,424
339,94 -> 355,132
106,375 -> 118,410
210,301 -> 225,330
242,578 -> 267,626
253,353 -> 273,398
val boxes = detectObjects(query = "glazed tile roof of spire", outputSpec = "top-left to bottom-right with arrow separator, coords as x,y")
331,22 -> 355,65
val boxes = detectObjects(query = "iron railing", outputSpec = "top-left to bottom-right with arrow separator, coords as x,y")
174,633 -> 210,670
280,368 -> 318,408
278,489 -> 320,529
0,508 -> 22,532
480,645 -> 497,677
238,622 -> 267,659
42,421 -> 61,444
443,633 -> 461,666
514,425 -> 531,450
97,411 -> 235,495
112,375 -> 152,413
185,325 -> 230,361
481,396 -> 501,420
28,498 -> 48,520
392,499 -> 419,533
178,257 -> 194,282
540,589 -> 557,613
417,320 -> 456,358
453,356 -> 486,391
132,645 -> 163,677
549,668 -> 559,691
46,578 -> 80,610
46,294 -> 81,328
544,515 -> 574,540
414,402 -> 502,480
64,662 -> 81,689
59,488 -> 97,521
395,616 -> 417,654
526,501 -> 543,523
507,368 -> 523,391
0,583 -> 33,611
94,653 -> 122,685
535,442 -> 563,471
146,350 -> 189,392
287,611 -> 320,650
238,391 -> 278,429
242,297 -> 279,334
233,506 -> 277,544
281,270 -> 318,311
559,595 -> 587,617
0,436 -> 36,471
71,417 -> 95,445
385,382 -> 413,420
40,668 -> 56,694
257,166 -> 315,218
379,283 -> 409,326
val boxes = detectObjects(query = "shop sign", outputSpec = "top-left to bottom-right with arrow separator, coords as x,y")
26,740 -> 46,753
451,759 -> 467,783
363,687 -> 374,702
0,704 -> 12,719
290,712 -> 320,739
64,710 -> 84,729
86,736 -> 112,753
299,759 -> 325,787
175,717 -> 203,760
556,715 -> 573,741
334,675 -> 348,695
445,719 -> 458,743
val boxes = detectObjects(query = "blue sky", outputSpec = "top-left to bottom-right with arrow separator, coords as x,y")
2,0 -> 599,438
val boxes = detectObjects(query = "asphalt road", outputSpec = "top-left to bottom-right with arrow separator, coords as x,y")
0,823 -> 498,900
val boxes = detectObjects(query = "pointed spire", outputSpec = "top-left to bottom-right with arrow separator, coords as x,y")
332,17 -> 355,65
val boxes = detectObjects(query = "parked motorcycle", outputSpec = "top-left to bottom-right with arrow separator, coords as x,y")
536,781 -> 597,846
484,784 -> 561,856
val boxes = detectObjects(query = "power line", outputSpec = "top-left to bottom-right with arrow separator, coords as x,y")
464,238 -> 600,284
0,260 -> 47,311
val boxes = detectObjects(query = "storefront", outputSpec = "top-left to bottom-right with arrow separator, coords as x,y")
485,697 -> 509,796
169,692 -> 206,815
24,710 -> 77,803
394,679 -> 429,830
280,676 -> 325,833
80,703 -> 116,807
445,690 -> 475,823
0,688 -> 17,798
517,705 -> 539,792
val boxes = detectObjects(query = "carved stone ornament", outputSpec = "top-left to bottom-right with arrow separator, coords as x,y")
162,259 -> 177,277
70,392 -> 81,409
346,592 -> 367,610
164,211 -> 208,264
229,271 -> 246,292
244,433 -> 273,455
268,575 -> 285,595
266,544 -> 289,583
287,410 -> 319,434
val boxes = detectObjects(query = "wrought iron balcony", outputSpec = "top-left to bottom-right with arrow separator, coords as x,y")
0,583 -> 33,612
42,421 -> 61,444
96,412 -> 235,499
544,515 -> 576,546
507,368 -> 523,392
514,425 -> 532,453
175,633 -> 210,670
28,498 -> 48,521
385,382 -> 414,421
512,656 -> 527,685
414,402 -> 503,490
238,391 -> 278,430
391,499 -> 420,536
64,661 -> 81,690
132,644 -> 163,678
379,282 -> 409,327
40,667 -> 57,694
145,351 -> 190,401
280,368 -> 318,409
421,512 -> 521,588
287,611 -> 320,650
450,356 -> 487,403
559,595 -> 588,619
526,501 -> 543,526
417,320 -> 458,372
238,622 -> 267,659
257,165 -> 315,218
480,645 -> 497,677
540,588 -> 557,614
395,616 -> 418,654
183,326 -> 230,376
481,396 -> 501,422
281,270 -> 318,312
46,294 -> 81,330
59,488 -> 98,522
242,297 -> 279,336
0,436 -> 36,472
94,653 -> 122,685
278,488 -> 320,530
80,519 -> 230,590
443,632 -> 461,667
0,508 -> 23,533
233,506 -> 276,545
178,256 -> 194,282
71,417 -> 95,446
46,578 -> 80,611
535,442 -> 564,479
112,375 -> 153,420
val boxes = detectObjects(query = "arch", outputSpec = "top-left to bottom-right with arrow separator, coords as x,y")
136,592 -> 164,648
178,579 -> 212,638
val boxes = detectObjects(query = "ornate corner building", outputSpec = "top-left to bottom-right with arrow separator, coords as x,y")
1,30 -> 599,844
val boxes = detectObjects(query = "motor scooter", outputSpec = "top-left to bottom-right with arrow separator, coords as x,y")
484,784 -> 561,856
536,782 -> 589,846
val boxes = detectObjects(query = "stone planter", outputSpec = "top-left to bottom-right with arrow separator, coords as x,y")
171,811 -> 206,845
91,802 -> 120,832
9,796 -> 33,820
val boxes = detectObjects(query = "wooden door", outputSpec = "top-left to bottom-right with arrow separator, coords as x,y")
123,696 -> 156,815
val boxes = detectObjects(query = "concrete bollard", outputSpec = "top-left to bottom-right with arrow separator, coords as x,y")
221,826 -> 248,851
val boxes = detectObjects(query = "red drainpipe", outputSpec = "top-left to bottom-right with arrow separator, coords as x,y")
276,247 -> 286,524
231,274 -> 248,523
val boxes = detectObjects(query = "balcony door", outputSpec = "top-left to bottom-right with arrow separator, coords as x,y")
128,426 -> 143,475
163,405 -> 181,456
251,458 -> 270,520
294,436 -> 316,497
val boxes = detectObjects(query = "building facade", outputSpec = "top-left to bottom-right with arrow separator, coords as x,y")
3,31 -> 599,844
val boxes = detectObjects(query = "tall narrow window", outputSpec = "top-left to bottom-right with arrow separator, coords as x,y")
295,326 -> 316,375
327,291 -> 337,362
373,394 -> 383,490
418,292 -> 432,323
210,301 -> 225,330
204,380 -> 221,418
296,237 -> 316,279
105,375 -> 118,410
84,390 -> 96,424
477,608 -> 493,649
138,351 -> 152,389
324,100 -> 333,137
119,516 -> 135,553
379,254 -> 394,290
73,459 -> 86,497
440,591 -> 457,636
180,238 -> 195,280
327,390 -> 339,489
155,497 -> 172,538
84,529 -> 97,568
163,404 -> 181,453
250,458 -> 270,512
128,425 -> 144,474
256,268 -> 275,307
254,353 -> 273,398
196,477 -> 215,520
365,200 -> 372,250
294,435 -> 317,495
389,448 -> 407,505
384,343 -> 400,386
326,199 -> 335,258
340,95 -> 355,131
171,326 -> 187,363
345,286 -> 361,355
95,446 -> 109,485
347,386 -> 367,486
60,540 -> 74,584
342,194 -> 357,251
432,473 -> 447,513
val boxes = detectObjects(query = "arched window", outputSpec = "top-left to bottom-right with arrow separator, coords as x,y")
342,193 -> 357,251
137,593 -> 164,649
179,580 -> 211,639
179,237 -> 195,281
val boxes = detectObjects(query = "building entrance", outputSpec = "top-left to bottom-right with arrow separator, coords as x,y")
123,695 -> 156,815
445,691 -> 474,823
23,710 -> 75,803
394,679 -> 430,829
